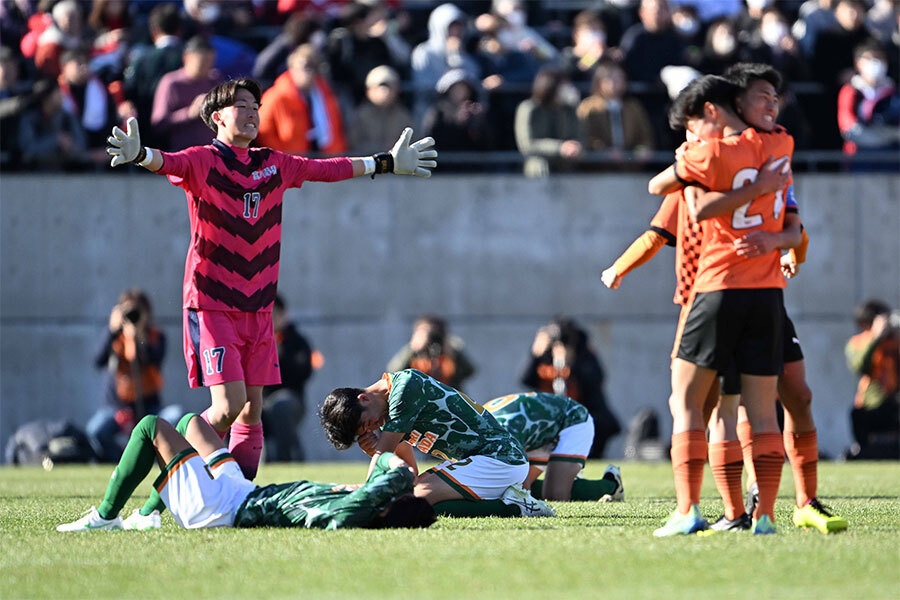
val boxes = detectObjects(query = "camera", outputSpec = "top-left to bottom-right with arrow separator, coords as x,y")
123,306 -> 143,324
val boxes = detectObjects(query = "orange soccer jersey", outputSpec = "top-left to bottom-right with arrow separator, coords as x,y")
675,126 -> 795,293
649,191 -> 706,306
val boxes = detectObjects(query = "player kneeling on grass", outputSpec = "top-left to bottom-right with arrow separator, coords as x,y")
320,369 -> 555,518
105,77 -> 437,490
483,392 -> 623,502
57,413 -> 436,532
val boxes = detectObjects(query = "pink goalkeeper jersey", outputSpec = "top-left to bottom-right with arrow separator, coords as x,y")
158,140 -> 353,313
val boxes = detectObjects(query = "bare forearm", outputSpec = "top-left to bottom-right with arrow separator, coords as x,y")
693,181 -> 767,221
648,165 -> 681,196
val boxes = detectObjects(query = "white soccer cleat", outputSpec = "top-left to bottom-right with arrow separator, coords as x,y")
501,484 -> 555,517
598,464 -> 625,502
122,509 -> 161,531
56,506 -> 123,532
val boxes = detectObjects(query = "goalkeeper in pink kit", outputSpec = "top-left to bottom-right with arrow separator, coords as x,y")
105,78 -> 437,528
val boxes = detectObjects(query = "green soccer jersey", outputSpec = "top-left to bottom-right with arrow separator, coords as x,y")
483,392 -> 590,452
381,369 -> 527,466
232,453 -> 413,530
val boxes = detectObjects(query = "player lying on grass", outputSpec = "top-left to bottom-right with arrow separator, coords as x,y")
57,412 -> 436,532
320,369 -> 555,518
104,77 -> 436,519
483,392 -> 624,501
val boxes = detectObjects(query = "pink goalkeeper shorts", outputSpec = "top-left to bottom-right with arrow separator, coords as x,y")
183,309 -> 281,389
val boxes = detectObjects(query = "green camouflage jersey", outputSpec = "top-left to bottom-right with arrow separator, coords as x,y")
483,393 -> 590,452
381,369 -> 527,466
232,453 -> 412,530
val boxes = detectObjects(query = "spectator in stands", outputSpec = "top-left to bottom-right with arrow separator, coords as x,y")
577,59 -> 654,160
258,43 -> 347,155
736,0 -> 772,40
866,0 -> 899,44
794,0 -> 839,56
749,7 -> 809,83
483,0 -> 558,63
837,41 -> 900,156
35,0 -> 86,78
619,0 -> 686,84
696,18 -> 748,74
17,78 -> 88,170
560,10 -> 615,84
387,315 -> 476,392
150,36 -> 221,151
123,2 -> 184,150
811,0 -> 870,88
411,3 -> 480,122
0,46 -> 32,170
86,0 -> 132,82
514,66 -> 582,177
327,2 -> 397,105
348,65 -> 412,154
845,299 -> 899,457
261,295 -> 321,462
422,68 -> 492,153
57,48 -> 117,161
670,3 -> 703,49
88,289 -> 169,463
253,12 -> 325,90
521,317 -> 621,458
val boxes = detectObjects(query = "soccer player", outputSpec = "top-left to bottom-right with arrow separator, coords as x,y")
646,75 -> 797,536
57,413 -> 436,532
319,369 -> 555,518
104,77 -> 437,505
482,392 -> 624,502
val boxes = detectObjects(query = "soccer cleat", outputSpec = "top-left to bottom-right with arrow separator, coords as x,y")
598,464 -> 624,502
500,484 -> 555,517
745,481 -> 759,518
122,509 -> 161,531
653,504 -> 708,537
57,506 -> 123,532
752,514 -> 777,535
709,512 -> 752,531
792,498 -> 848,534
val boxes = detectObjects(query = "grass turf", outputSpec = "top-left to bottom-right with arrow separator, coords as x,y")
2,460 -> 898,599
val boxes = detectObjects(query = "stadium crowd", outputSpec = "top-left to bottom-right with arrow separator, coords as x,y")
0,0 -> 898,172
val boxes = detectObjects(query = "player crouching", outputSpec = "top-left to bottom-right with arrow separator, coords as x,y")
320,369 -> 555,518
57,413 -> 435,532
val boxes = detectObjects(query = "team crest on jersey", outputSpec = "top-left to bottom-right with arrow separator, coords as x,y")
251,165 -> 278,180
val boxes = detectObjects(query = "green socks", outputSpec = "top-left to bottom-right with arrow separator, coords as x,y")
529,478 -> 617,501
138,413 -> 200,516
433,500 -> 521,518
97,415 -> 158,520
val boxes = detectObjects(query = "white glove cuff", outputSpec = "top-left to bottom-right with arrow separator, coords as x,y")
362,156 -> 375,175
138,148 -> 155,167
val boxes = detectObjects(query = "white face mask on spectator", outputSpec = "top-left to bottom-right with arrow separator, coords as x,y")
675,18 -> 699,36
556,82 -> 580,106
580,29 -> 606,48
860,58 -> 887,83
747,0 -> 773,10
761,21 -> 788,47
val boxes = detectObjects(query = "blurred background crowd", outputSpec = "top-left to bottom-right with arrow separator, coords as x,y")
1,0 -> 898,173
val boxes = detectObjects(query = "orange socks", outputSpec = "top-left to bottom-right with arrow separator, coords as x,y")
671,430 -> 707,514
784,430 -> 818,507
752,432 -> 784,520
736,420 -> 755,489
709,441 -> 745,520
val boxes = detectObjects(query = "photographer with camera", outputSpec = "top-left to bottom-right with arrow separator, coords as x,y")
521,317 -> 621,458
87,289 -> 170,462
387,315 -> 476,391
845,299 -> 900,458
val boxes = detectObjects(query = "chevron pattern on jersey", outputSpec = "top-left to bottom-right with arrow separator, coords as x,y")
196,238 -> 281,280
197,199 -> 283,244
194,273 -> 278,312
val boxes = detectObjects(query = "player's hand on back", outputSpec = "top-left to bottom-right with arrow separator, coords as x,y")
390,128 -> 438,177
734,230 -> 779,258
601,265 -> 622,289
107,117 -> 142,167
755,155 -> 791,195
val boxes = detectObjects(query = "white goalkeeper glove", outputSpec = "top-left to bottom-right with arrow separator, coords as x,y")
374,127 -> 437,178
106,117 -> 145,167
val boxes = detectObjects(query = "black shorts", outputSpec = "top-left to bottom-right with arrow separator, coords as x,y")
676,288 -> 784,376
721,306 -> 803,395
720,361 -> 741,395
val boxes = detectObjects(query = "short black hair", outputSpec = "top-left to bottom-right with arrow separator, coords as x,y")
668,74 -> 739,130
319,388 -> 365,449
368,494 -> 437,529
59,47 -> 88,67
184,35 -> 214,54
854,298 -> 891,329
148,2 -> 182,37
200,78 -> 262,132
723,62 -> 783,94
854,40 -> 886,61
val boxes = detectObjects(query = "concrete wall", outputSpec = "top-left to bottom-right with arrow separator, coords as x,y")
1,173 -> 898,460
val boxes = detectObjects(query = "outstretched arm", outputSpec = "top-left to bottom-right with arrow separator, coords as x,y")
106,117 -> 164,171
347,127 -> 438,178
602,230 -> 669,289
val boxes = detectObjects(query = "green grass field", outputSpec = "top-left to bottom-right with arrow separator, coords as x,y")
2,460 -> 899,600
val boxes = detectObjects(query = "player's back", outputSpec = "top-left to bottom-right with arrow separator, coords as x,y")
678,127 -> 794,293
484,392 -> 589,451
